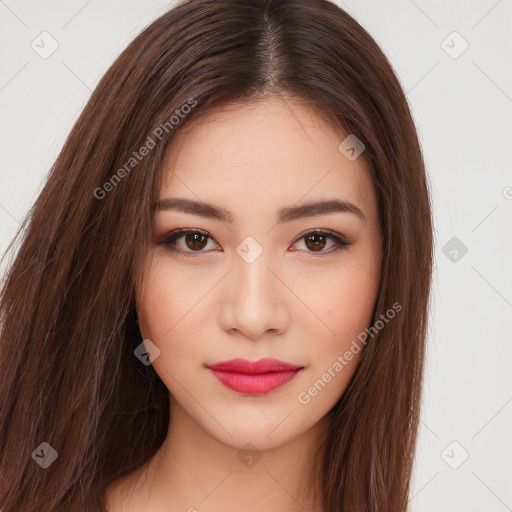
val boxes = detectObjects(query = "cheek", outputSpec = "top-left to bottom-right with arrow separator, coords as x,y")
137,261 -> 211,363
295,266 -> 379,409
332,272 -> 378,332
310,256 -> 380,364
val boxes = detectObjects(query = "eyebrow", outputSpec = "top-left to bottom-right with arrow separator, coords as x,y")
153,197 -> 366,223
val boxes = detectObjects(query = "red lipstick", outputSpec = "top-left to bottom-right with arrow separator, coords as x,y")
206,358 -> 303,395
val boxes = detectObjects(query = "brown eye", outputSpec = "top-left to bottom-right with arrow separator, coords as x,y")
304,233 -> 327,252
159,228 -> 351,258
291,229 -> 351,255
184,232 -> 208,251
159,229 -> 219,257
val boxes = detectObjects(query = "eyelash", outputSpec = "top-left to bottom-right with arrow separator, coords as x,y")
156,228 -> 352,258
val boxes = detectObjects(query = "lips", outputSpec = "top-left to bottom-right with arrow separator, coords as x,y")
207,357 -> 302,374
206,358 -> 304,395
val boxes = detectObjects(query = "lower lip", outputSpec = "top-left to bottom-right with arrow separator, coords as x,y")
208,368 -> 302,395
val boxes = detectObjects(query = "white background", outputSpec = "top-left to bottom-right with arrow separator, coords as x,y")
1,1 -> 511,510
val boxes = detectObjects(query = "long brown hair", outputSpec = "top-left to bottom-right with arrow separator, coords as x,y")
0,0 -> 433,510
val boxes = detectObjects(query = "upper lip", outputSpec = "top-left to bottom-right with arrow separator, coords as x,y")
206,358 -> 303,374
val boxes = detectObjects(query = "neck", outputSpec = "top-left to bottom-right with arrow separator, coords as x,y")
127,394 -> 330,512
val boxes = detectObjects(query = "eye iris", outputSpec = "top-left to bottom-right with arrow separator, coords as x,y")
305,233 -> 326,251
185,232 -> 207,250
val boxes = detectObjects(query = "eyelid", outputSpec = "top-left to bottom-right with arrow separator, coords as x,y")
292,227 -> 350,245
156,227 -> 352,257
290,228 -> 352,254
155,228 -> 220,256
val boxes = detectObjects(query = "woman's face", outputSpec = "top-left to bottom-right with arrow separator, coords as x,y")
137,96 -> 382,450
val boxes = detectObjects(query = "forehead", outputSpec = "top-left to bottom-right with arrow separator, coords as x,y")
160,96 -> 376,223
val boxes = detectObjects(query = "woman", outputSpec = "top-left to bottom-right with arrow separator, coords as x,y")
0,0 -> 433,510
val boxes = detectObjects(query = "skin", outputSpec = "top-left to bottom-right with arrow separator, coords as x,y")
106,95 -> 382,511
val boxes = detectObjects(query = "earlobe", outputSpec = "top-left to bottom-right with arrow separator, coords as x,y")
136,312 -> 146,341
140,276 -> 146,304
135,277 -> 146,339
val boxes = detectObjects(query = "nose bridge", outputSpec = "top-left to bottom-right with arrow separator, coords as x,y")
221,241 -> 286,338
234,244 -> 275,311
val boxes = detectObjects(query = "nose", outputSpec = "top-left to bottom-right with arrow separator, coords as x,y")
217,249 -> 289,341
